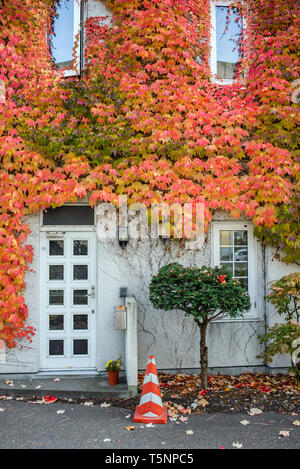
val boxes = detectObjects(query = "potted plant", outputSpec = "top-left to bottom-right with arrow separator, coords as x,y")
105,355 -> 123,385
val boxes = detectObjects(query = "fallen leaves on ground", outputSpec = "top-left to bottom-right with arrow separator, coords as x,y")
139,371 -> 299,395
232,442 -> 243,448
0,371 -> 298,422
124,426 -> 135,431
42,395 -> 57,404
279,430 -> 290,437
135,371 -> 299,418
198,398 -> 209,408
179,416 -> 189,422
248,408 -> 263,416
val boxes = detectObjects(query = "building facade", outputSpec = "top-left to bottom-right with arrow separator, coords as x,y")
0,0 -> 298,380
0,204 -> 297,377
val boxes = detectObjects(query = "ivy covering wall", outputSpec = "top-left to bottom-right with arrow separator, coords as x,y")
0,0 -> 299,347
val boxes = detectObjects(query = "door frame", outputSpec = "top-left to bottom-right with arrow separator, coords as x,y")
39,223 -> 98,373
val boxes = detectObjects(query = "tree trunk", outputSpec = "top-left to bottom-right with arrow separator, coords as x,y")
195,318 -> 208,388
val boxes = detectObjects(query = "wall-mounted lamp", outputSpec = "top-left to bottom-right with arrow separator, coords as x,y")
118,226 -> 129,249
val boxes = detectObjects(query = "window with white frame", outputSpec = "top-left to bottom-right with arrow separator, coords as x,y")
210,0 -> 244,83
50,0 -> 82,76
212,222 -> 258,319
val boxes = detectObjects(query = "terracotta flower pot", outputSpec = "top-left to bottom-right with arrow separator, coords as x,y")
108,370 -> 119,386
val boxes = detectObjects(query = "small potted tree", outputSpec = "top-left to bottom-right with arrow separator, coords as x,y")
149,263 -> 251,387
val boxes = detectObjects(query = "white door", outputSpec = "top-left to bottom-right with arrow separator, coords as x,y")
40,231 -> 97,371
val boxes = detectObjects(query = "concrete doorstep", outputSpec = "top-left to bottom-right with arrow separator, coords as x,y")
0,374 -> 129,400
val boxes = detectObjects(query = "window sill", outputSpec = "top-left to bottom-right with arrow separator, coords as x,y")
211,317 -> 261,323
211,76 -> 246,86
56,68 -> 80,78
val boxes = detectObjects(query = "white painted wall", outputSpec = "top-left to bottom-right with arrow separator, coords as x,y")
96,221 -> 265,373
86,0 -> 113,22
265,247 -> 300,370
0,213 -> 40,374
2,208 -> 298,376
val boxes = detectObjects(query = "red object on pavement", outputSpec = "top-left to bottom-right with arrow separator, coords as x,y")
134,355 -> 167,424
42,395 -> 57,403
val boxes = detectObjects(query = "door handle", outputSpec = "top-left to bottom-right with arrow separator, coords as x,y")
87,285 -> 95,299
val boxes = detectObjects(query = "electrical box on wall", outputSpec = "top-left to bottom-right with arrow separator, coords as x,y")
119,287 -> 127,298
114,307 -> 127,330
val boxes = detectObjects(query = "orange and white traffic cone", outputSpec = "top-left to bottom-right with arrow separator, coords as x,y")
133,355 -> 167,424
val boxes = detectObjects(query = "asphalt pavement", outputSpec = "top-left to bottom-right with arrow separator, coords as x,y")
0,398 -> 299,451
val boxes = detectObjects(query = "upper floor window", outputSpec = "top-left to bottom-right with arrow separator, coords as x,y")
210,1 -> 244,83
51,0 -> 82,76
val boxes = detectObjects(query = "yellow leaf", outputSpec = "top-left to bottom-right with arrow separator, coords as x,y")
197,398 -> 209,407
124,426 -> 135,431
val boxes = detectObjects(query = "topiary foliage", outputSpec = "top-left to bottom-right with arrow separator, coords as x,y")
149,263 -> 251,386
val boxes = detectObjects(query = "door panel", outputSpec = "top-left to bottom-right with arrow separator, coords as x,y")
40,232 -> 97,371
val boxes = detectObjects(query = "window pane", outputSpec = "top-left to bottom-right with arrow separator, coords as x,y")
220,247 -> 233,261
49,265 -> 64,280
234,262 -> 248,277
219,228 -> 249,293
234,247 -> 248,261
220,262 -> 233,275
49,290 -> 64,305
216,6 -> 243,79
49,240 -> 64,256
220,230 -> 233,246
49,315 -> 64,330
73,265 -> 88,280
51,0 -> 74,69
73,314 -> 88,330
43,206 -> 94,225
234,230 -> 247,246
49,339 -> 64,356
73,290 -> 88,305
73,240 -> 88,256
73,339 -> 88,355
237,277 -> 248,291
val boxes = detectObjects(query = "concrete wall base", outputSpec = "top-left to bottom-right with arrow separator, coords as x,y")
140,365 -> 290,376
